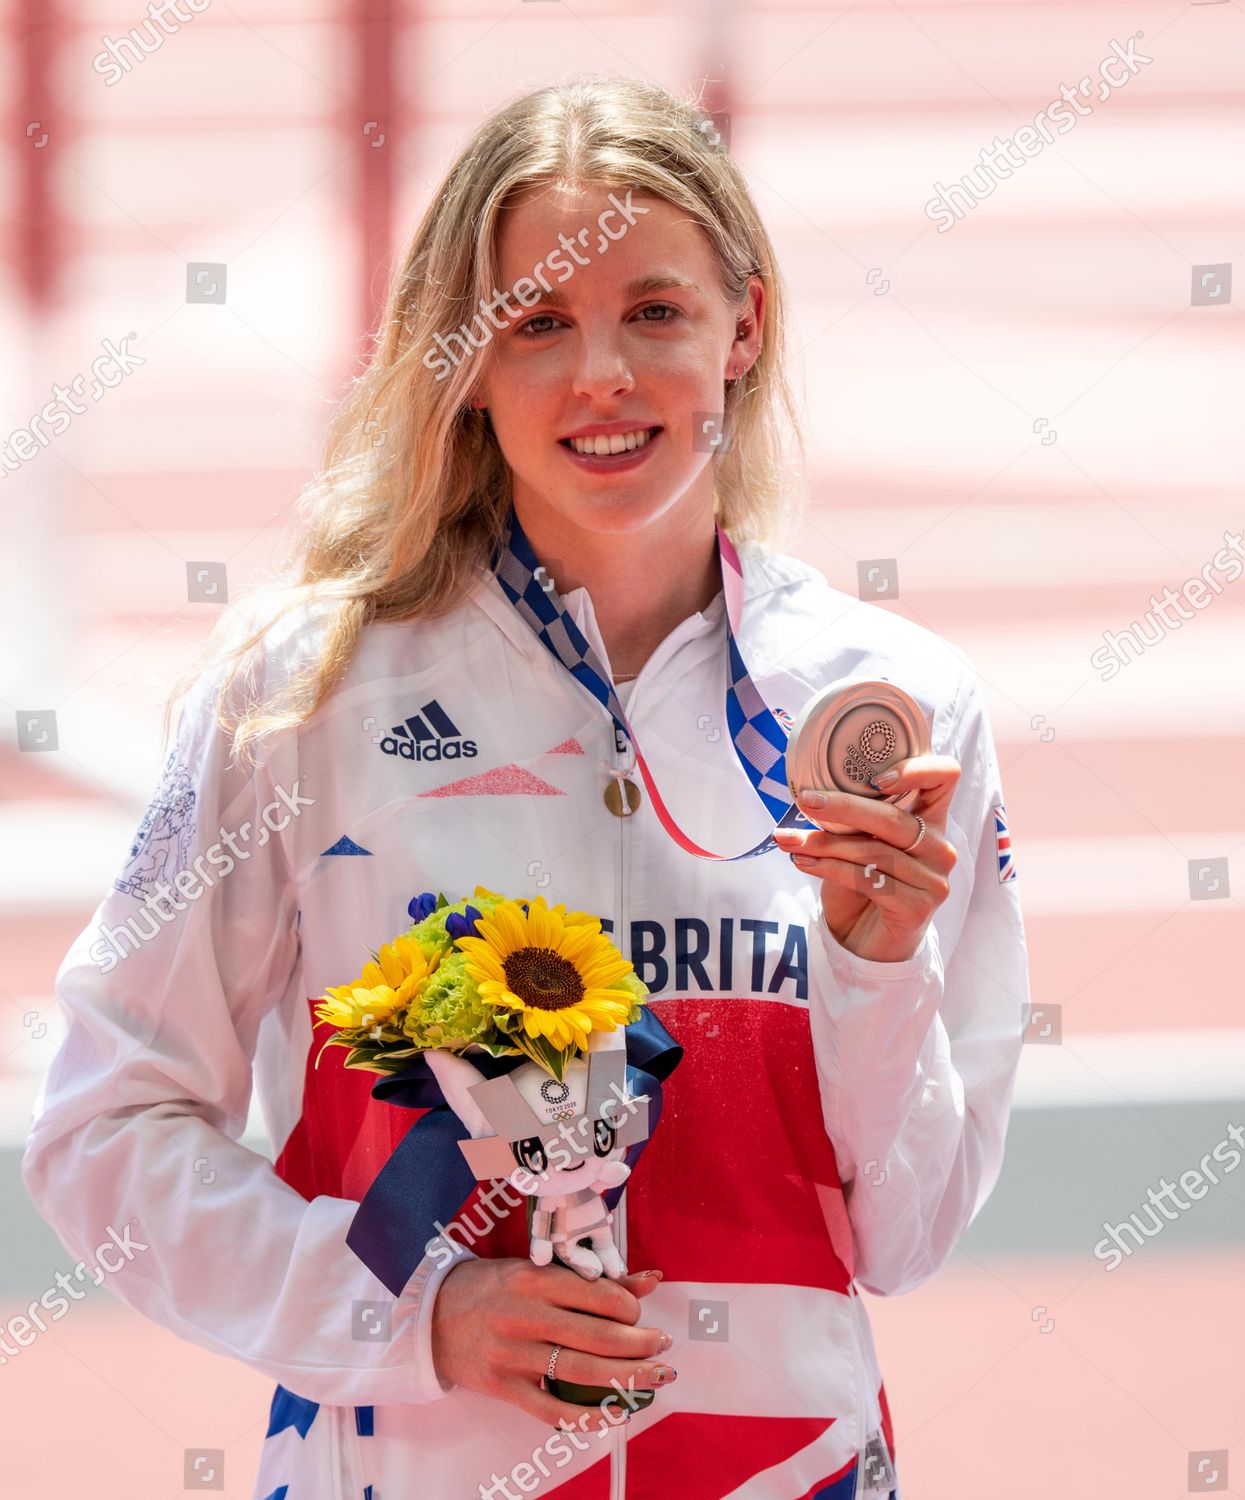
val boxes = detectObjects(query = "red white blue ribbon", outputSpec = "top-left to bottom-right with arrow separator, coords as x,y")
491,505 -> 814,861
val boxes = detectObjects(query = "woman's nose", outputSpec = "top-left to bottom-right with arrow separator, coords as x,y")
571,335 -> 635,401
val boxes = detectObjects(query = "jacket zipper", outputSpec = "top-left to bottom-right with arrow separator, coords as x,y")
851,1284 -> 867,1499
849,1282 -> 894,1498
610,692 -> 637,1500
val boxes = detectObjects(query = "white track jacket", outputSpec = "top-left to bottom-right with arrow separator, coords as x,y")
22,529 -> 1030,1500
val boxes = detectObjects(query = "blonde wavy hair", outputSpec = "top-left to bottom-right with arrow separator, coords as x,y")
166,75 -> 805,768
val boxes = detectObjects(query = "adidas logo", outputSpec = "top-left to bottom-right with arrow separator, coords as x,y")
379,699 -> 478,763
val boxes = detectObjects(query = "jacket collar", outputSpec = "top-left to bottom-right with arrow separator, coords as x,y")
468,530 -> 805,679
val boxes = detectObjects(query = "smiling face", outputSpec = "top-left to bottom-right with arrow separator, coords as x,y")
507,1125 -> 630,1198
472,182 -> 763,542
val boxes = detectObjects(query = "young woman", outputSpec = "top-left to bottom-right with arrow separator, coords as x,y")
24,77 -> 1030,1500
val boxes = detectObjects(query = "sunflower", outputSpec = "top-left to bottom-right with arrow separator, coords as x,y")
453,895 -> 635,1053
314,933 -> 440,1033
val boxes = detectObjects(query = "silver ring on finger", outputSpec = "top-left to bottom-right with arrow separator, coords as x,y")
546,1344 -> 561,1383
900,813 -> 926,853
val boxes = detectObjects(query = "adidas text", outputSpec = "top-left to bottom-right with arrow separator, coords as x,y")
380,736 -> 478,762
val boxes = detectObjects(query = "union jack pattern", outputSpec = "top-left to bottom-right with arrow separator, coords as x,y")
994,804 -> 1017,882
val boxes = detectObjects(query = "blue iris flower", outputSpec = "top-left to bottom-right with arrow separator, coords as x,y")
445,904 -> 483,940
407,891 -> 438,923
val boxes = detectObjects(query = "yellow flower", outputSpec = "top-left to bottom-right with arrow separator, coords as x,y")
454,895 -> 635,1052
487,887 -> 602,931
315,934 -> 439,1032
314,987 -> 398,1031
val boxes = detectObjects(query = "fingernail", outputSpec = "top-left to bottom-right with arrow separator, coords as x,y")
871,769 -> 899,788
650,1366 -> 677,1384
635,1269 -> 663,1280
799,787 -> 827,807
656,1331 -> 673,1351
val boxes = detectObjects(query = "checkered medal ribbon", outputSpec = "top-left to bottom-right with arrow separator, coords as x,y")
490,505 -> 812,861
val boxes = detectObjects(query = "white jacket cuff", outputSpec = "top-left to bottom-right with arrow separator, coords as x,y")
407,1242 -> 477,1403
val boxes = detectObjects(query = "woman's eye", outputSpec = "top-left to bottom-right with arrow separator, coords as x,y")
516,314 -> 560,338
634,302 -> 680,324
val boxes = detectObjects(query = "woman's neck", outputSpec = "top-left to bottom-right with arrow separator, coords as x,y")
511,493 -> 722,679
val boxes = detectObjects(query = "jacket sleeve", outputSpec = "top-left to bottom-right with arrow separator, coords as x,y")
805,663 -> 1030,1296
20,649 -> 471,1405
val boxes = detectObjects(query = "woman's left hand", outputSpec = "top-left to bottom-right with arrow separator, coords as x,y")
772,755 -> 961,964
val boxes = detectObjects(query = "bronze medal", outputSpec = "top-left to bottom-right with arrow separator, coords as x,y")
604,777 -> 642,817
786,678 -> 931,834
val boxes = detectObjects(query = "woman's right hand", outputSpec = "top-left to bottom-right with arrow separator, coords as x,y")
430,1257 -> 675,1432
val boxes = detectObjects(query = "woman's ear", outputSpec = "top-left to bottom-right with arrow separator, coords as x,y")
726,274 -> 766,382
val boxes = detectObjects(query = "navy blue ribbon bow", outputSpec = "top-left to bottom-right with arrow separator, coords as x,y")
345,1006 -> 683,1296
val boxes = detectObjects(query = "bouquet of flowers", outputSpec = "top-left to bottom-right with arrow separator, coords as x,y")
317,885 -> 678,1408
312,885 -> 651,1083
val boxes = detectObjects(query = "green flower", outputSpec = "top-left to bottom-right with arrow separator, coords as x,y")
616,968 -> 650,1021
400,950 -> 505,1052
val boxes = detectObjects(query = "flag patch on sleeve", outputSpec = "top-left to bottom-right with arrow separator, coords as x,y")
994,803 -> 1017,882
